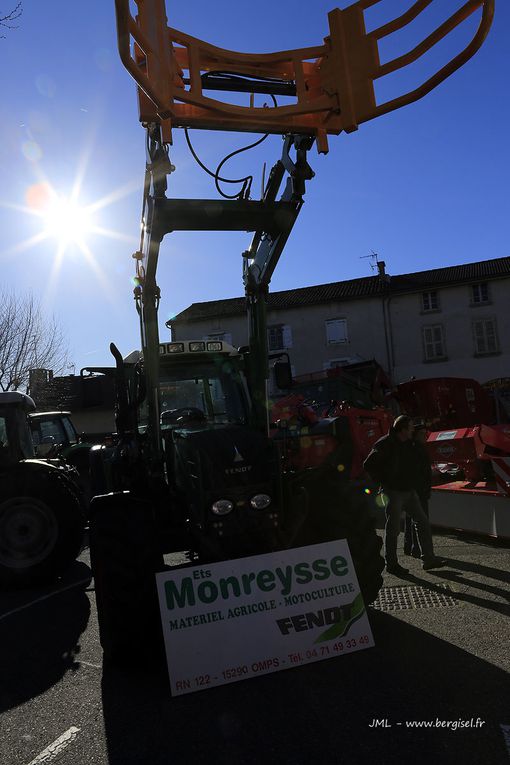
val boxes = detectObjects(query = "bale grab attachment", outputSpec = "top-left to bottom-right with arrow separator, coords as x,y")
115,0 -> 494,152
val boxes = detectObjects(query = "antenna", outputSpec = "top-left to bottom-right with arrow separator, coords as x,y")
360,250 -> 380,274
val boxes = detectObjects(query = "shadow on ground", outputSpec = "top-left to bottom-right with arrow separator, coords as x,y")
0,560 -> 91,713
100,609 -> 510,765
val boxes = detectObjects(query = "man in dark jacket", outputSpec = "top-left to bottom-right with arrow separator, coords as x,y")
364,415 -> 445,576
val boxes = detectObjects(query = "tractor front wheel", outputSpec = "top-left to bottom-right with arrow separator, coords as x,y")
296,477 -> 384,605
89,492 -> 164,665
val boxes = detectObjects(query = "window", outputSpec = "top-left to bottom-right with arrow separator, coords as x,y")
152,361 -> 248,427
471,282 -> 489,304
267,324 -> 292,351
0,415 -> 9,464
39,418 -> 67,445
473,319 -> 499,355
205,332 -> 232,345
422,290 -> 439,311
0,416 -> 9,448
323,358 -> 355,369
269,363 -> 295,396
423,324 -> 446,360
326,319 -> 348,344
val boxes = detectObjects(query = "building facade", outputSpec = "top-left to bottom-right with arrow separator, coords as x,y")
169,257 -> 510,385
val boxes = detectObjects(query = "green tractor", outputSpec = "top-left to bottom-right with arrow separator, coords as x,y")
90,302 -> 384,663
91,339 -> 384,565
0,392 -> 86,588
89,0 -> 494,662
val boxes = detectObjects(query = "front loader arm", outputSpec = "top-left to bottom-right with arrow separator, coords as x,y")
133,126 -> 316,443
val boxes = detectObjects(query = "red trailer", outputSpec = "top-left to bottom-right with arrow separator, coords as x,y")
394,377 -> 495,430
426,423 -> 510,540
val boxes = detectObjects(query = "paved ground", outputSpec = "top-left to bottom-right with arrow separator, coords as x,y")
1,529 -> 509,765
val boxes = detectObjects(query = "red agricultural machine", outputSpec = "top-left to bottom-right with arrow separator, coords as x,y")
270,361 -> 393,480
395,376 -> 510,539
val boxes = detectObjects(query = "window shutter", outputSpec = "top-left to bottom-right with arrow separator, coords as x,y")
473,321 -> 485,353
423,325 -> 444,359
282,324 -> 292,348
326,319 -> 348,344
485,321 -> 497,352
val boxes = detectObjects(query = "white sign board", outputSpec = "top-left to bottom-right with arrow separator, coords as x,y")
156,540 -> 374,696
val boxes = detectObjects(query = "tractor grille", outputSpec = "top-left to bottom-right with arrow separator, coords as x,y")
372,585 -> 458,611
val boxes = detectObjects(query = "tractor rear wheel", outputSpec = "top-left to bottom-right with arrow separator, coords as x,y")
0,472 -> 85,588
89,493 -> 164,665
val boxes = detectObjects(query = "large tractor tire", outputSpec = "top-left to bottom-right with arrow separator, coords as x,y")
89,492 -> 165,665
0,466 -> 85,588
295,477 -> 384,605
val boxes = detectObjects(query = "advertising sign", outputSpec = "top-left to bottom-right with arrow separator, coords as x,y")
156,540 -> 374,696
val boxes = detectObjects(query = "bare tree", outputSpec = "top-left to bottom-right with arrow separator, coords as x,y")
0,2 -> 22,38
0,289 -> 71,391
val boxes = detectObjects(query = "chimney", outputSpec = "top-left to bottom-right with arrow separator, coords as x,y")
377,260 -> 390,284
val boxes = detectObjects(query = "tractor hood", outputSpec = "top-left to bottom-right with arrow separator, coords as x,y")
172,425 -> 278,492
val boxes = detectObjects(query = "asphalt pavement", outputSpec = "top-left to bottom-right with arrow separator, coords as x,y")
1,529 -> 509,765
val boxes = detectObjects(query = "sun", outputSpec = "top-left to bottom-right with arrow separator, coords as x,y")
1,168 -> 140,308
42,196 -> 94,246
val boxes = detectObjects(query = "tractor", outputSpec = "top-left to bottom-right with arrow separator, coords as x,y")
88,0 -> 494,662
0,392 -> 85,587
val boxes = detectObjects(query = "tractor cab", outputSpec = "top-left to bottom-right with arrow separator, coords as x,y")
28,411 -> 79,458
141,340 -> 250,434
0,392 -> 36,464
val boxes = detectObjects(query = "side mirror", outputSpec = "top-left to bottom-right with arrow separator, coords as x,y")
274,360 -> 292,390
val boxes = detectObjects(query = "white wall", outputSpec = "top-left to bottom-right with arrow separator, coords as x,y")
171,276 -> 510,384
390,278 -> 510,383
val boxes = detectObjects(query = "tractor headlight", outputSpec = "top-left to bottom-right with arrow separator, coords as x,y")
211,499 -> 234,516
250,494 -> 271,510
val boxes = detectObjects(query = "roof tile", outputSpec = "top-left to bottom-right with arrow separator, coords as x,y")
172,256 -> 510,323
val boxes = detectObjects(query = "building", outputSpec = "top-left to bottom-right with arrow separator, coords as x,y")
169,256 -> 510,385
28,369 -> 116,438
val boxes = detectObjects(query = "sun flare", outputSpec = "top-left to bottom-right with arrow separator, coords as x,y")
43,196 -> 94,246
1,169 -> 140,309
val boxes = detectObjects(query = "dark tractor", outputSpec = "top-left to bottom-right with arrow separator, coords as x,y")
0,392 -> 86,588
89,339 -> 384,662
28,410 -> 95,504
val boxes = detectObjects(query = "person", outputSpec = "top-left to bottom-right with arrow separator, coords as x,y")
364,415 -> 446,576
404,423 -> 432,558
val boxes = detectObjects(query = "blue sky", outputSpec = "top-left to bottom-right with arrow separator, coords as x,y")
1,0 -> 508,371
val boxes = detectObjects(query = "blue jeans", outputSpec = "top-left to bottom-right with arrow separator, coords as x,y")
383,489 -> 434,566
405,495 -> 429,554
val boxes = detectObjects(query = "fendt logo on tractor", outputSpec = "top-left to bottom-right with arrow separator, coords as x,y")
225,445 -> 252,475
